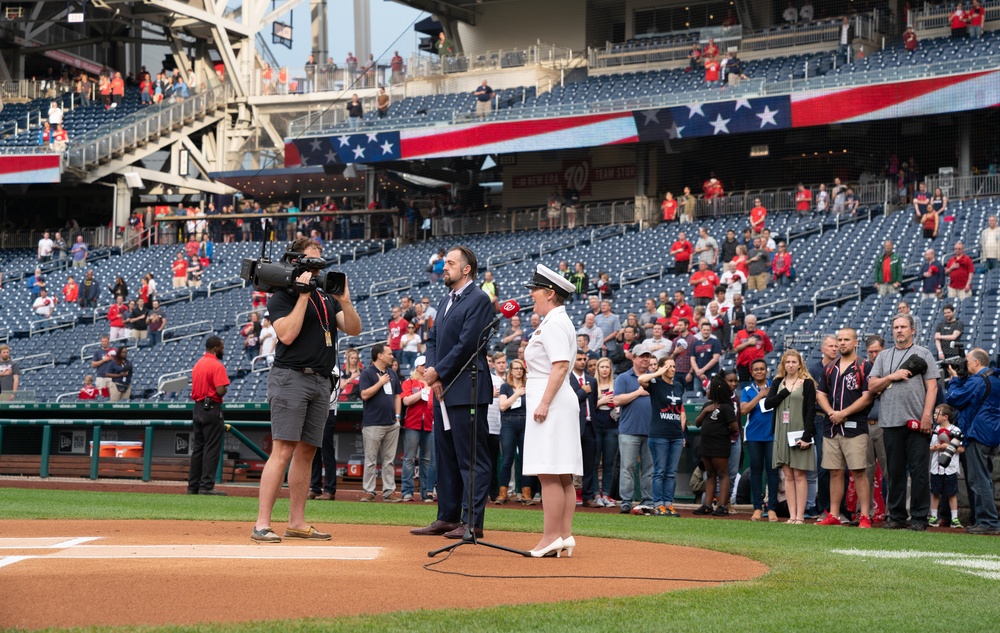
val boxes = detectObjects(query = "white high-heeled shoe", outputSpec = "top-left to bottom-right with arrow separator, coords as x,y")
529,537 -> 563,558
560,535 -> 576,558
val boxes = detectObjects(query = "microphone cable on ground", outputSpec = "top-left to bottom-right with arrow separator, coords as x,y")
422,546 -> 746,583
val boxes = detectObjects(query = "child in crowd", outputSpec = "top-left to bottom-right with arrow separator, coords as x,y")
78,375 -> 99,400
929,404 -> 963,528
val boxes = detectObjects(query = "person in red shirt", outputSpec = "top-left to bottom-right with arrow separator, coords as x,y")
750,198 -> 767,234
172,252 -> 188,288
950,3 -> 968,38
771,241 -> 793,286
671,290 -> 694,322
703,37 -> 719,59
321,196 -> 338,241
108,295 -> 127,341
945,241 -> 975,300
400,355 -> 435,501
795,183 -> 812,215
110,71 -> 125,108
690,261 -> 720,306
188,335 -> 230,496
703,174 -> 724,218
661,191 -> 678,222
704,56 -> 721,86
99,74 -> 111,108
903,25 -> 918,51
62,275 -> 79,304
969,0 -> 985,38
670,231 -> 694,275
733,316 -> 773,383
386,305 -> 409,365
78,375 -> 99,400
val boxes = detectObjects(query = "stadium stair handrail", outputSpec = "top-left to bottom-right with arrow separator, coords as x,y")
161,320 -> 214,344
11,352 -> 55,373
64,85 -> 226,173
812,280 -> 862,316
28,315 -> 75,338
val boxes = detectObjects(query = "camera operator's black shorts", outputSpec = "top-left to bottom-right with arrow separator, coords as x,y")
930,472 -> 958,497
267,367 -> 331,447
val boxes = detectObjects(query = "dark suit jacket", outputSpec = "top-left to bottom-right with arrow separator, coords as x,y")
425,282 -> 495,406
570,371 -> 598,434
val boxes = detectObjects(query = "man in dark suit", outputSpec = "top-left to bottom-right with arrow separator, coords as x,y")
570,349 -> 600,508
410,246 -> 495,539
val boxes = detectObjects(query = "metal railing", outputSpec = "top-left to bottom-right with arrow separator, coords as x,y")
369,275 -> 412,297
65,85 -> 226,172
433,201 -> 635,238
162,320 -> 214,344
925,173 -> 1000,199
406,41 -> 574,80
0,80 -> 73,102
235,308 -> 266,329
813,280 -> 862,315
29,314 -> 75,337
753,298 -> 795,326
911,1 -> 1000,31
486,250 -> 528,270
206,277 -> 245,297
12,353 -> 55,373
590,16 -> 871,69
340,326 -> 389,352
619,263 -> 663,288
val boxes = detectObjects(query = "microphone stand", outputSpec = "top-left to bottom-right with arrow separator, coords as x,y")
429,318 -> 530,558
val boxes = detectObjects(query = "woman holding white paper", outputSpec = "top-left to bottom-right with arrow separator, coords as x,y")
766,349 -> 817,524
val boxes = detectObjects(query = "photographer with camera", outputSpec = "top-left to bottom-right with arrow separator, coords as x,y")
944,348 -> 1000,535
251,237 -> 361,543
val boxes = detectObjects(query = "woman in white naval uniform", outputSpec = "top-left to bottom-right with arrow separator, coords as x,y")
522,264 -> 583,558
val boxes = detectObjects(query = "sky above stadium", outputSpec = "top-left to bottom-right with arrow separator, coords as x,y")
252,0 -> 425,70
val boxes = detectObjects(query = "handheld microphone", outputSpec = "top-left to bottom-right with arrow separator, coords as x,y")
485,299 -> 521,329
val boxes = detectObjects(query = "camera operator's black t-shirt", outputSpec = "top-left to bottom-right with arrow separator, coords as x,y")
267,289 -> 342,375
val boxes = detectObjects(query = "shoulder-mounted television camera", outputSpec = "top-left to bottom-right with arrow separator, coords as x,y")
240,249 -> 345,295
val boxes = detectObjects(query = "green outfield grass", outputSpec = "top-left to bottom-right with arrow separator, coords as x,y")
2,487 -> 999,633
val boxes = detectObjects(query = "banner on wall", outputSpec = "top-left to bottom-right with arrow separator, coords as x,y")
285,69 -> 1000,166
0,154 -> 61,184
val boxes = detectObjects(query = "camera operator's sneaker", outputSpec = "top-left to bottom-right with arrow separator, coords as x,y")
927,517 -> 939,527
951,518 -> 963,528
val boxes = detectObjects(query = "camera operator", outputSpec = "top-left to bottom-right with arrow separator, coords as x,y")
944,348 -> 1000,534
252,237 -> 361,543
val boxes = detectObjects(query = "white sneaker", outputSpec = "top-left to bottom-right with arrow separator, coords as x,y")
603,495 -> 617,507
593,496 -> 607,507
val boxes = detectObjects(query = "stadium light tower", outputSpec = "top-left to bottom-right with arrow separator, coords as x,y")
311,0 -> 329,62
353,0 -> 370,70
